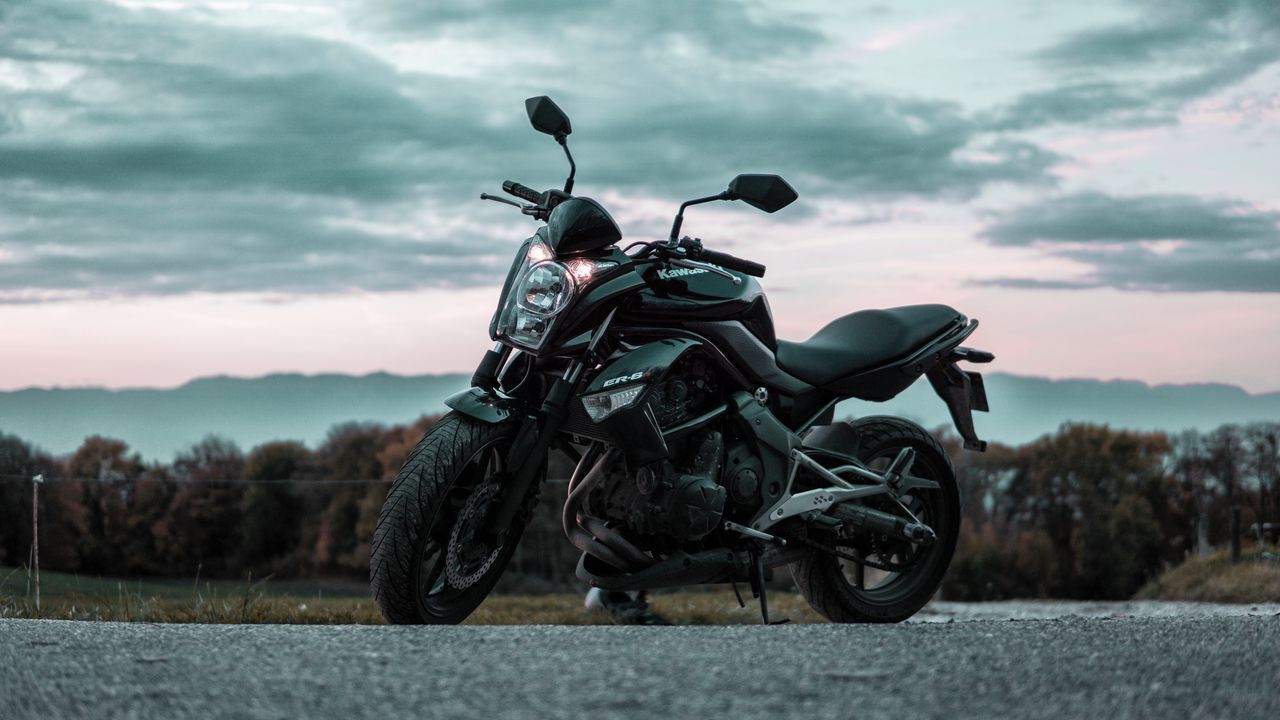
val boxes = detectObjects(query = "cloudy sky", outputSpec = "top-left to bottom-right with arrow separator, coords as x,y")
2,0 -> 1278,392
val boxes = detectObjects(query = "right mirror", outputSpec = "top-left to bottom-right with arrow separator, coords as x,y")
726,174 -> 798,213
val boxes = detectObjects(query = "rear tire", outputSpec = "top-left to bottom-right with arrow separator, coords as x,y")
790,416 -> 960,623
369,412 -> 537,625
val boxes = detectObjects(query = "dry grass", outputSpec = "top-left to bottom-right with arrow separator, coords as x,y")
0,565 -> 826,624
1135,549 -> 1280,603
0,591 -> 827,625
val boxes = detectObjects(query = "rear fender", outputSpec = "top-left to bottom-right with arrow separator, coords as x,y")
835,318 -> 992,451
926,344 -> 993,452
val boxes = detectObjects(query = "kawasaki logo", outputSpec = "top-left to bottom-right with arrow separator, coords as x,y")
657,267 -> 708,280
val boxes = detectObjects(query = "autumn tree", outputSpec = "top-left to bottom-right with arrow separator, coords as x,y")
55,436 -> 146,574
309,423 -> 384,574
239,441 -> 313,573
154,436 -> 245,576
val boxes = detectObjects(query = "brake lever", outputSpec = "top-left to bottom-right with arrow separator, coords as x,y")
480,193 -> 524,209
666,256 -> 742,285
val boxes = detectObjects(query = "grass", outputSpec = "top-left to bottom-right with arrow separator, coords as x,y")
0,565 -> 826,624
1135,548 -> 1280,603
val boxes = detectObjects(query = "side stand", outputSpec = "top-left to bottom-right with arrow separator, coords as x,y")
749,550 -> 788,625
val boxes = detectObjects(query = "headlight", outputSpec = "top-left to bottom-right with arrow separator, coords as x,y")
518,261 -> 574,315
494,240 -> 577,352
492,237 -> 618,354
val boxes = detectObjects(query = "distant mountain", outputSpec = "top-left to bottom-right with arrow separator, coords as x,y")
843,373 -> 1280,447
0,373 -> 469,461
1,372 -> 1277,461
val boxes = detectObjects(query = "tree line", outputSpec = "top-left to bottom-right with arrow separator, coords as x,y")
0,419 -> 434,580
943,422 -> 1279,599
1,418 -> 1276,599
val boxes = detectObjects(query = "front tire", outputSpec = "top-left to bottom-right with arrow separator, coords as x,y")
369,412 -> 537,624
791,416 -> 961,623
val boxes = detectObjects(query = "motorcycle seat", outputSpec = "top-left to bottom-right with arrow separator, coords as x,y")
775,304 -> 964,388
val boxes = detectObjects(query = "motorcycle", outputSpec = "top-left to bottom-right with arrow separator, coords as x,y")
369,97 -> 993,624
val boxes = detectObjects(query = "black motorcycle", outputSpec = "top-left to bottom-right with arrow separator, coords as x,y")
369,97 -> 993,624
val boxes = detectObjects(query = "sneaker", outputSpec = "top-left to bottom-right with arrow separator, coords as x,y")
583,588 -> 671,625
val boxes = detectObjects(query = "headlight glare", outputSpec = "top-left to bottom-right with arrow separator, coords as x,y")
566,258 -> 617,284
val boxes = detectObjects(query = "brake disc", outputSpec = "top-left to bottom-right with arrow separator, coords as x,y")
444,483 -> 504,590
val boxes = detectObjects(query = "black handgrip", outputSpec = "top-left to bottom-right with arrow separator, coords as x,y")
502,180 -> 542,203
693,247 -> 767,278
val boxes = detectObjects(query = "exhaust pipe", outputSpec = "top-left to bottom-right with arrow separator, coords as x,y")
561,447 -> 653,571
828,503 -> 937,545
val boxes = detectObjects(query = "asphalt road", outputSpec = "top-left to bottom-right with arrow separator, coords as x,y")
3,615 -> 1278,720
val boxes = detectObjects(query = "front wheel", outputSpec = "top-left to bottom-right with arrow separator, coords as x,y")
790,416 -> 961,623
369,412 -> 537,624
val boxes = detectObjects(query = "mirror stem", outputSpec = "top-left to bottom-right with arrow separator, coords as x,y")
668,192 -> 730,243
558,135 -> 576,194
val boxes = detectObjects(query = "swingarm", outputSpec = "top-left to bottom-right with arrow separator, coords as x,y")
752,445 -> 940,545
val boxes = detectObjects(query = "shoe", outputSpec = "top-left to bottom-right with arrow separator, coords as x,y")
583,588 -> 671,625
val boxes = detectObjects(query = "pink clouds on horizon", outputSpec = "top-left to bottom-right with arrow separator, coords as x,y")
5,275 -> 1280,395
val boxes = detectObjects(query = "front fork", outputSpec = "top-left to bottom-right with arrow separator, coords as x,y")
477,311 -> 615,543
479,363 -> 579,543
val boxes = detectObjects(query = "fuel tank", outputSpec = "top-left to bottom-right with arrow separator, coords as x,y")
623,262 -> 777,348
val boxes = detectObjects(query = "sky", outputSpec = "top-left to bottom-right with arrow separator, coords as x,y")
1,0 -> 1278,392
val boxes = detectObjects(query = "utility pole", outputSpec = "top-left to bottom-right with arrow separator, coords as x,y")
32,474 -> 43,611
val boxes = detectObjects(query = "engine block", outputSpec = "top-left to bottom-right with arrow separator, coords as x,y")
585,432 -> 727,541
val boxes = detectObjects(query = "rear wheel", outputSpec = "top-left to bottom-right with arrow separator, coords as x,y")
790,416 -> 960,623
369,412 -> 538,624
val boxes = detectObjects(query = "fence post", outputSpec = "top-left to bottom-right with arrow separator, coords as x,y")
1230,507 -> 1241,563
32,474 -> 43,611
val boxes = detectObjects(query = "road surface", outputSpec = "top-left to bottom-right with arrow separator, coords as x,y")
3,612 -> 1278,719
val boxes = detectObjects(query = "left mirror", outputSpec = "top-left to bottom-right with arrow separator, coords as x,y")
525,96 -> 572,138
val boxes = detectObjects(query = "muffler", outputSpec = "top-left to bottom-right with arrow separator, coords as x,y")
826,503 -> 936,545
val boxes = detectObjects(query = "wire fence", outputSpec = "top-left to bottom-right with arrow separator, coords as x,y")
0,473 -> 570,485
0,470 -> 585,594
0,473 -> 389,485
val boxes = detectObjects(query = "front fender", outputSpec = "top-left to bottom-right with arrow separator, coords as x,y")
444,387 -> 535,424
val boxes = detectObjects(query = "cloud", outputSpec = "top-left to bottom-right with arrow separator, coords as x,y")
362,0 -> 824,60
0,0 -> 1060,300
976,192 -> 1280,292
989,0 -> 1280,130
0,0 -> 528,299
981,193 -> 1280,246
0,185 -> 511,301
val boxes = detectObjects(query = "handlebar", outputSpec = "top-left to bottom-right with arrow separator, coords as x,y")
693,247 -> 766,278
502,180 -> 542,203
680,238 -> 766,278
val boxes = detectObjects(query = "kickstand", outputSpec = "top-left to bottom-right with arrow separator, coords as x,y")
749,550 -> 789,625
730,579 -> 746,609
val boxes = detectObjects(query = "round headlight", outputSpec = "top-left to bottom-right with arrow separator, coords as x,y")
517,261 -> 574,316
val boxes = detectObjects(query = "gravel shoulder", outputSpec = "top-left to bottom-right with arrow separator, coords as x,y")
4,613 -> 1279,720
